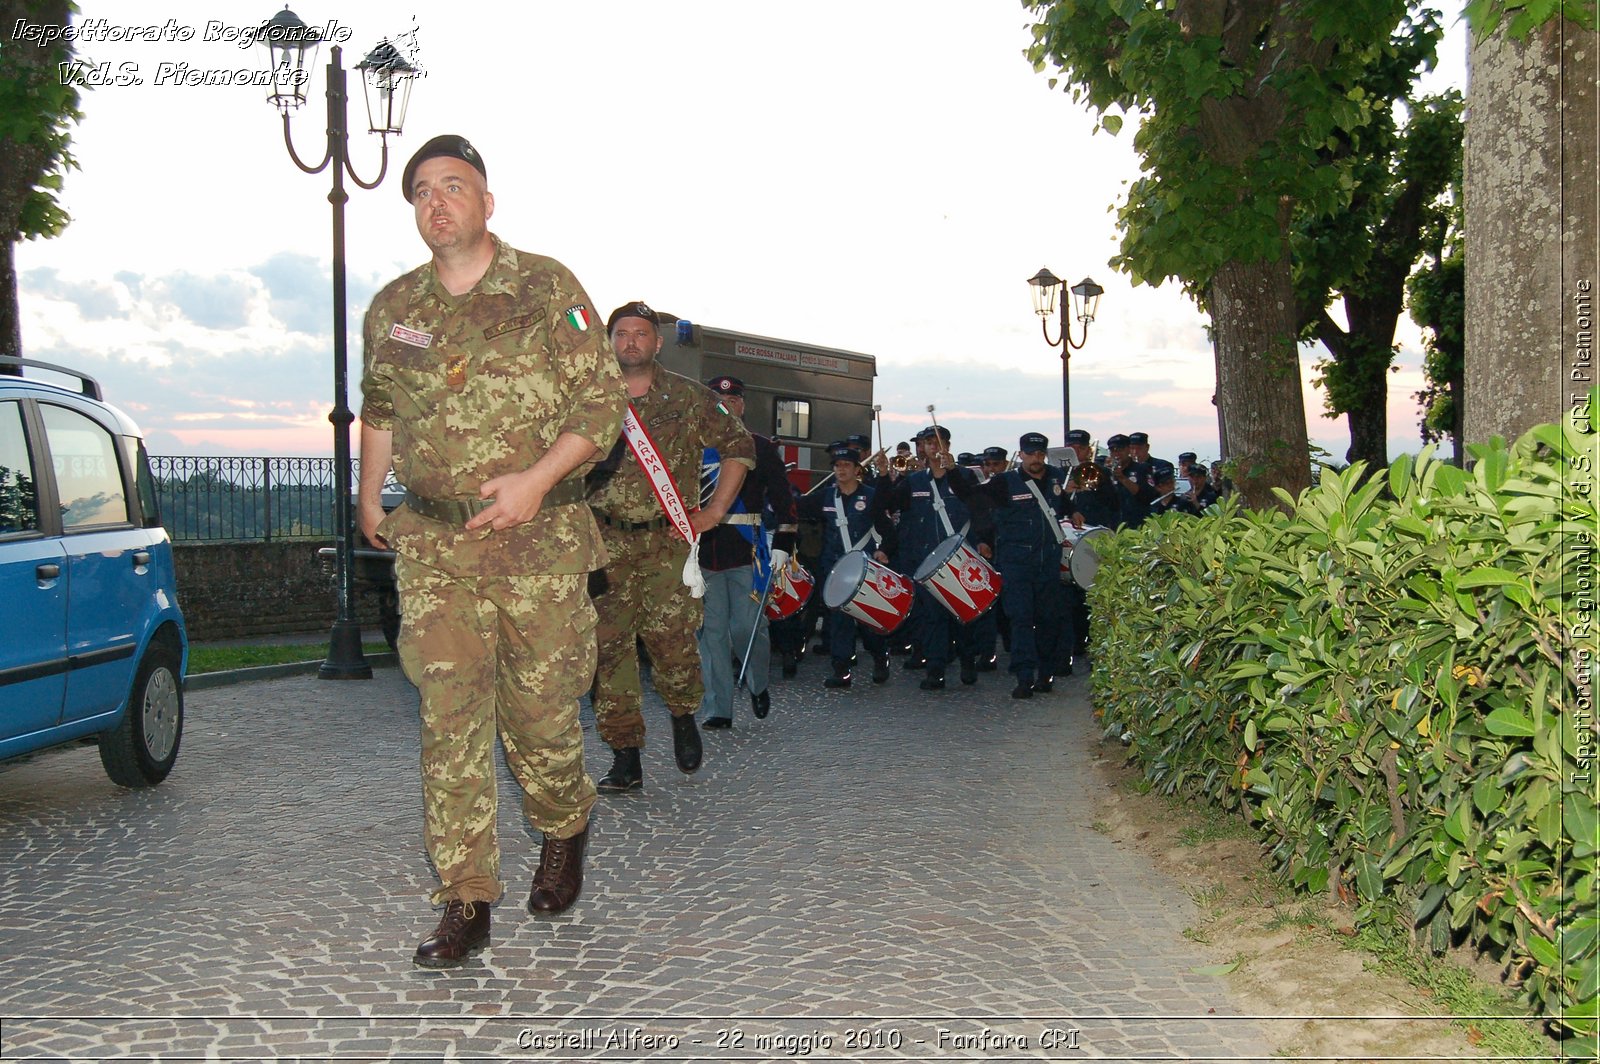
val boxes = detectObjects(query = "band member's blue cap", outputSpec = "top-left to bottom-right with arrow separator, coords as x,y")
1019,432 -> 1049,453
981,446 -> 1008,461
829,446 -> 860,465
1066,429 -> 1091,445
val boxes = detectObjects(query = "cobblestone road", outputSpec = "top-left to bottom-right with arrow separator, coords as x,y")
0,658 -> 1280,1061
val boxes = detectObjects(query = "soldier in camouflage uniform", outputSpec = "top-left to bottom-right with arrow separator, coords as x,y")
586,302 -> 754,793
357,135 -> 627,969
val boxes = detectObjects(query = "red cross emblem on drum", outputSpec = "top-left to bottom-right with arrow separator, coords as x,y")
823,551 -> 914,635
913,534 -> 1002,623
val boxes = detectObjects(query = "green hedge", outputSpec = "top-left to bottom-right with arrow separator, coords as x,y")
1089,420 -> 1596,1040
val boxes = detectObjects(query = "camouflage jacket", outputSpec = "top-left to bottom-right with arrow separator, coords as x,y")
587,362 -> 754,525
360,235 -> 627,576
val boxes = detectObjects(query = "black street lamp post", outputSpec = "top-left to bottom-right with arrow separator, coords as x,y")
256,7 -> 418,679
1027,268 -> 1104,442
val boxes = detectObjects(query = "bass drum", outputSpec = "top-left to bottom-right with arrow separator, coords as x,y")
1061,525 -> 1112,588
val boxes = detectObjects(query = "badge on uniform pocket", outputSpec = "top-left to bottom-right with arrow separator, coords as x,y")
445,352 -> 467,391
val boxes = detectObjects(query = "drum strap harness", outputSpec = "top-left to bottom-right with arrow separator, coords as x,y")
928,475 -> 959,540
622,403 -> 705,598
833,486 -> 880,554
1025,477 -> 1068,545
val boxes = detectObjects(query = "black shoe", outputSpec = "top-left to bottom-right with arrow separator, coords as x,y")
413,900 -> 490,968
976,656 -> 999,672
1011,680 -> 1034,699
527,828 -> 587,915
1036,676 -> 1054,693
780,651 -> 797,678
871,656 -> 890,684
824,660 -> 852,688
959,657 -> 977,685
919,671 -> 946,691
751,690 -> 771,718
596,746 -> 642,793
672,714 -> 702,774
702,716 -> 733,730
901,655 -> 926,671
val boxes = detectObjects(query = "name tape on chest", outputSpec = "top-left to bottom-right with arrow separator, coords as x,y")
389,323 -> 433,349
483,309 -> 546,340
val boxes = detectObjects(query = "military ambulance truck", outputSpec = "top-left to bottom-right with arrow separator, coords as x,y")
653,314 -> 877,491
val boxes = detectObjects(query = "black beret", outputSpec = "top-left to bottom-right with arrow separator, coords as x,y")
706,375 -> 744,397
606,301 -> 659,332
1019,432 -> 1049,453
402,134 -> 486,202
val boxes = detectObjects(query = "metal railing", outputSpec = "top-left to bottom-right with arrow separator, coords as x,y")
150,456 -> 360,542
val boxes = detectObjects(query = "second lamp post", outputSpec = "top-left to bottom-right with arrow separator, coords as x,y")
1027,268 -> 1104,442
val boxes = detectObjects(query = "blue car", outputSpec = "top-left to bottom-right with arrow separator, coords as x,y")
0,357 -> 188,787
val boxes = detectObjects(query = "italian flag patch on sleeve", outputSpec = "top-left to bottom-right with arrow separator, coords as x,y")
564,305 -> 591,332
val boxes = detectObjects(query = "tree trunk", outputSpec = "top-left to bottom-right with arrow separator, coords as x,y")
0,238 -> 18,367
1464,18 -> 1598,443
1210,254 -> 1312,509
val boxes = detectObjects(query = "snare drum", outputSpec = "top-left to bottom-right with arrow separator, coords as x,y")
763,561 -> 814,621
1059,524 -> 1111,588
913,534 -> 1002,623
822,550 -> 914,635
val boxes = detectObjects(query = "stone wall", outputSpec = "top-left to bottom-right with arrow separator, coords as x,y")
172,540 -> 386,642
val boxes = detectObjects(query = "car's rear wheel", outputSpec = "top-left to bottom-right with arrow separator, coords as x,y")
99,644 -> 183,787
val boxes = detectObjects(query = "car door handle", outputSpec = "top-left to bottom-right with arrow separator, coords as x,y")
132,551 -> 151,566
37,563 -> 60,581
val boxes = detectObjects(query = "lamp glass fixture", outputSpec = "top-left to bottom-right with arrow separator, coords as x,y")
356,41 -> 418,135
259,6 -> 321,112
1027,267 -> 1062,318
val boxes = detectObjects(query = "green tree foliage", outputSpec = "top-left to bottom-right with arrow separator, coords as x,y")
1293,66 -> 1462,471
0,0 -> 83,364
1024,0 -> 1416,507
1465,0 -> 1597,36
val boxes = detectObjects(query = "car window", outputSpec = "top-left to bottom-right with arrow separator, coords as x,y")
40,403 -> 129,530
0,400 -> 40,534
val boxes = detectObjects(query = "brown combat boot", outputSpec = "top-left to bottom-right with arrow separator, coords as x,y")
412,899 -> 490,968
527,828 -> 587,915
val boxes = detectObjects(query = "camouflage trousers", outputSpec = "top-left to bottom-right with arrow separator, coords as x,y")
593,525 -> 703,749
394,555 -> 598,906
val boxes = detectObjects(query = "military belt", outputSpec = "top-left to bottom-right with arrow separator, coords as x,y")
720,513 -> 762,526
404,479 -> 586,525
592,509 -> 671,532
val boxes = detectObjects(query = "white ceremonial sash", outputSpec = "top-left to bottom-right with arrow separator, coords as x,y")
622,403 -> 704,596
833,487 -> 879,553
1025,476 -> 1068,545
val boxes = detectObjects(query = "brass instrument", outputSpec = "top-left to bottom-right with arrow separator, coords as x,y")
1072,461 -> 1104,491
891,452 -> 915,473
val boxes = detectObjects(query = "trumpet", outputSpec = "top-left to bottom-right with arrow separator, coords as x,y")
890,452 -> 915,473
1071,462 -> 1105,491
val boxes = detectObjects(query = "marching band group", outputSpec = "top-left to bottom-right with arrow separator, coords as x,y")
702,403 -> 1226,717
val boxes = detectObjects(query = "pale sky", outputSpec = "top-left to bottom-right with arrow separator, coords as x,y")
16,2 -> 1466,468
